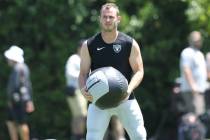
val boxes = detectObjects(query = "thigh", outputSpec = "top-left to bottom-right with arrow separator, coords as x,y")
116,99 -> 147,140
193,93 -> 205,115
67,89 -> 87,117
66,96 -> 79,116
205,89 -> 210,110
75,89 -> 88,116
86,104 -> 111,140
12,103 -> 28,124
7,106 -> 15,121
181,92 -> 195,113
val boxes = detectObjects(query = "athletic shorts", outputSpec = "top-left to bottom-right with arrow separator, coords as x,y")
7,102 -> 29,124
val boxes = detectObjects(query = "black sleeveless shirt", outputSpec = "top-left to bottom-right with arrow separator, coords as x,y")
87,32 -> 135,99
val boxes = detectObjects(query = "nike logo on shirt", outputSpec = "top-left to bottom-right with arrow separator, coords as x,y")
97,47 -> 105,51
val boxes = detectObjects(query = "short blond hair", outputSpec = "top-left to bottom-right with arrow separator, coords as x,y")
100,3 -> 119,16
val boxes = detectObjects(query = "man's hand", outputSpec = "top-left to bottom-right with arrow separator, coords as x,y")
123,88 -> 132,101
81,87 -> 93,102
191,83 -> 199,94
26,101 -> 34,113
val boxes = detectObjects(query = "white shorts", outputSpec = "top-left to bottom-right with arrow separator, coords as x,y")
86,99 -> 147,140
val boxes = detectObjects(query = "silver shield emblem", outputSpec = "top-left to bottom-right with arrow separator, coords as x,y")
113,44 -> 122,53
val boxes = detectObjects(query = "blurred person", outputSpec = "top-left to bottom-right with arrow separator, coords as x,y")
206,52 -> 210,81
79,3 -> 146,140
171,77 -> 183,116
204,52 -> 210,138
65,40 -> 87,140
178,112 -> 206,140
178,31 -> 209,140
205,52 -> 210,109
179,31 -> 208,116
4,45 -> 34,140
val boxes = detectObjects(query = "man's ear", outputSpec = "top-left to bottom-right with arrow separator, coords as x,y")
117,16 -> 121,23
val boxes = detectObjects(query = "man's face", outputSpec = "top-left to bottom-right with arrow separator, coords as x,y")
191,32 -> 203,49
99,7 -> 120,32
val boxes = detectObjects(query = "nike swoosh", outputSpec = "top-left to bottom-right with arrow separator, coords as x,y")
97,47 -> 105,51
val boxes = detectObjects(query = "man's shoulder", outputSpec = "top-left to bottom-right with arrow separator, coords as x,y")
181,47 -> 197,59
118,32 -> 133,43
14,63 -> 29,74
182,47 -> 194,54
87,33 -> 101,47
116,32 -> 133,47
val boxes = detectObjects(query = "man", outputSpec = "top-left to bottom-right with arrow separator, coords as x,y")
205,52 -> 210,140
79,3 -> 147,140
179,31 -> 208,116
4,45 -> 34,140
207,52 -> 210,81
65,40 -> 87,140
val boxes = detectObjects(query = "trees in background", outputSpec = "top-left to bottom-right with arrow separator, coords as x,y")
0,0 -> 209,139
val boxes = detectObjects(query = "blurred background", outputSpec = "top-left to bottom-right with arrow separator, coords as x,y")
0,0 -> 209,139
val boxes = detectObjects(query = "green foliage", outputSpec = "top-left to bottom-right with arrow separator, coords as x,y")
0,0 -> 209,139
186,0 -> 210,53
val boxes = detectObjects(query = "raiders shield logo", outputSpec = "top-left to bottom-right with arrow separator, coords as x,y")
113,44 -> 122,53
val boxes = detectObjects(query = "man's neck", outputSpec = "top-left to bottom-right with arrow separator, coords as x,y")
101,30 -> 118,44
190,45 -> 200,50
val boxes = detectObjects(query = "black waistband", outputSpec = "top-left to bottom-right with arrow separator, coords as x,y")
128,92 -> 135,100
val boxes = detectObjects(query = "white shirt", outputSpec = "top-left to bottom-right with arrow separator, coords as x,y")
65,54 -> 80,88
206,52 -> 210,72
180,46 -> 208,92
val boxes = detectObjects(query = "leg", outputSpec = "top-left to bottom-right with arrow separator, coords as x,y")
17,102 -> 31,140
19,123 -> 30,140
116,99 -> 147,140
66,89 -> 87,117
71,116 -> 86,139
180,92 -> 195,113
192,92 -> 205,116
6,121 -> 19,140
86,104 -> 111,140
67,89 -> 87,139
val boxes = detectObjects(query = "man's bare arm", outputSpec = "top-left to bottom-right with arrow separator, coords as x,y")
128,39 -> 144,95
78,41 -> 93,101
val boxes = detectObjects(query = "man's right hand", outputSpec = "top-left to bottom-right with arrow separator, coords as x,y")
81,87 -> 93,102
191,84 -> 199,94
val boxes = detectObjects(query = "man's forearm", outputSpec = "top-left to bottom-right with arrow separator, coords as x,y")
78,74 -> 88,90
127,70 -> 144,94
184,67 -> 198,91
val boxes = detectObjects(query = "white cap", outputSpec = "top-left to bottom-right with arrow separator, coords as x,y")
4,45 -> 24,63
